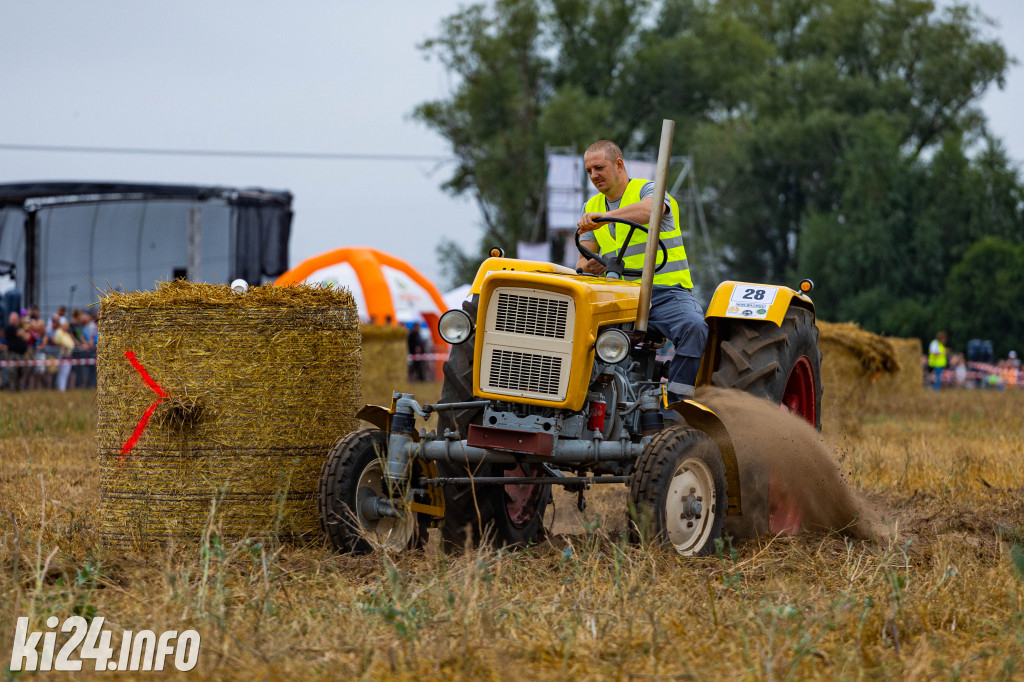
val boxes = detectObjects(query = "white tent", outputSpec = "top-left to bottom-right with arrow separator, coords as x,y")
442,284 -> 472,311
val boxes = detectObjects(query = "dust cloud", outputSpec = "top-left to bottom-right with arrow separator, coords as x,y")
695,387 -> 890,543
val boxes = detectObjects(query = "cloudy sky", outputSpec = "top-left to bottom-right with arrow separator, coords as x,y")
1,1 -> 1020,289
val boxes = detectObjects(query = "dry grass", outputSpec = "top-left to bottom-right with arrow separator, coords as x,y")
1,386 -> 1022,679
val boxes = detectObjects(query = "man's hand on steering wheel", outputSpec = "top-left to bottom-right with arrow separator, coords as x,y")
574,216 -> 669,279
578,251 -> 606,275
577,211 -> 605,233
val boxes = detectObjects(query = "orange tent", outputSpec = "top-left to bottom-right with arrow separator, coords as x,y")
275,247 -> 448,350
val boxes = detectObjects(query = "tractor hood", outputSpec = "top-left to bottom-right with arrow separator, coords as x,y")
469,261 -> 643,410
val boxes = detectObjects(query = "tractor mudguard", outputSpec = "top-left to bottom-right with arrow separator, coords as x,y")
355,403 -> 420,442
355,404 -> 390,432
667,399 -> 742,516
705,280 -> 814,327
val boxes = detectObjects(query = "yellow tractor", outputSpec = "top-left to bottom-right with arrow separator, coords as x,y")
318,125 -> 822,556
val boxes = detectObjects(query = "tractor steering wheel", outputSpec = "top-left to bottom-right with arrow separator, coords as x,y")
575,217 -> 669,279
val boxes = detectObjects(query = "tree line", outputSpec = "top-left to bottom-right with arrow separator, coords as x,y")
414,0 -> 1023,355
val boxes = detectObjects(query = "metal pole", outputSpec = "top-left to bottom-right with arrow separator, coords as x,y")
691,173 -> 719,282
25,210 -> 38,308
187,202 -> 201,282
636,119 -> 675,334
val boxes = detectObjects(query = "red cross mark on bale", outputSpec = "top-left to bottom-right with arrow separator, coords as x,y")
120,350 -> 169,461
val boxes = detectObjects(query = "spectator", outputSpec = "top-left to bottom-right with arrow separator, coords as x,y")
1000,358 -> 1019,390
27,317 -> 49,389
950,353 -> 968,388
418,321 -> 435,380
984,365 -> 1005,390
4,311 -> 30,391
81,311 -> 98,347
927,331 -> 948,391
52,320 -> 76,392
46,306 -> 67,335
77,311 -> 98,388
407,322 -> 425,382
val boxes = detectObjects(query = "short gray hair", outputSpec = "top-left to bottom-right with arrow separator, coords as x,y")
585,140 -> 623,162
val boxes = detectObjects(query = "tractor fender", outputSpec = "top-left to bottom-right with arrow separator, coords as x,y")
668,399 -> 742,516
355,403 -> 421,442
705,280 -> 814,327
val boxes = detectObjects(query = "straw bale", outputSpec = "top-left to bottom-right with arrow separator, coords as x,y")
819,321 -> 896,418
818,321 -> 921,423
360,324 -> 406,393
872,337 -> 923,395
97,280 -> 360,549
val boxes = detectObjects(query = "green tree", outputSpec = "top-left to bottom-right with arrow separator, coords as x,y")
416,0 -> 1017,318
414,0 -> 550,285
942,237 -> 1024,356
711,0 -> 1010,282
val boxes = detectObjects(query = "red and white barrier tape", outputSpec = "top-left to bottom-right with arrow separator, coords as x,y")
8,354 -> 1014,386
0,357 -> 97,367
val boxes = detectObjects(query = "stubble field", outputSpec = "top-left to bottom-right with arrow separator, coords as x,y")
1,383 -> 1022,680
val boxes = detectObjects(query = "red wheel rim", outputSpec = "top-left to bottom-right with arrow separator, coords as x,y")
782,356 -> 816,426
504,464 -> 543,528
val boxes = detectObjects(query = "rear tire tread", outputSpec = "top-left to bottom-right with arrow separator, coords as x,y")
710,307 -> 823,430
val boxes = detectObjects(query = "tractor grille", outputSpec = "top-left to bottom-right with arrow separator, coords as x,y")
487,349 -> 563,396
494,292 -> 569,339
479,287 -> 575,402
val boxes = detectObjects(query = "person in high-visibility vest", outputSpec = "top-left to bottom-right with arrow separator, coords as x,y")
927,330 -> 948,391
576,140 -> 708,402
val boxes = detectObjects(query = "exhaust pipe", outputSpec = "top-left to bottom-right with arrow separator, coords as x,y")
635,119 -> 675,334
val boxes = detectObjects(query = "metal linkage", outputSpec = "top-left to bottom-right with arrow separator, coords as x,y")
421,400 -> 491,414
416,438 -> 642,464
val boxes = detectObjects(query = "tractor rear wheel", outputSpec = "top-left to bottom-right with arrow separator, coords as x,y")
437,462 -> 550,552
435,295 -> 549,550
629,426 -> 727,556
711,307 -> 823,429
318,428 -> 425,554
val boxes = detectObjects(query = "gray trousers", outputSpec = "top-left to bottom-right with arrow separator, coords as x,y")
646,285 -> 708,400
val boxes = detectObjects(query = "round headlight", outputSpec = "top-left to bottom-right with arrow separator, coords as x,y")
595,329 -> 630,364
438,309 -> 473,344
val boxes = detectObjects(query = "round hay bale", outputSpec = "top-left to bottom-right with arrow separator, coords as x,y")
360,324 -> 407,404
872,337 -> 923,396
97,280 -> 360,549
819,321 -> 900,422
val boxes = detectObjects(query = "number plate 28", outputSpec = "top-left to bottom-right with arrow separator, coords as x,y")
725,285 -> 779,320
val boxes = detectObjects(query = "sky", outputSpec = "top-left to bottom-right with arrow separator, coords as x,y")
1,1 -> 1021,291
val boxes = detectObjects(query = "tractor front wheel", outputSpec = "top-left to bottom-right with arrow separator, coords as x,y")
629,426 -> 727,556
318,428 -> 423,554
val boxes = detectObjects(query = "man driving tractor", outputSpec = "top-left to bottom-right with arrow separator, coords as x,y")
576,140 -> 707,402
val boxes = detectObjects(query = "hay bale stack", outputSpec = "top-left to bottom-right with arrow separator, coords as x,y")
818,321 -> 900,420
873,337 -> 923,395
97,281 -> 360,549
360,324 -> 407,404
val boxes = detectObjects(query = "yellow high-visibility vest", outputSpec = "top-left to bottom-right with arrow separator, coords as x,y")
928,341 -> 947,368
584,178 -> 692,287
